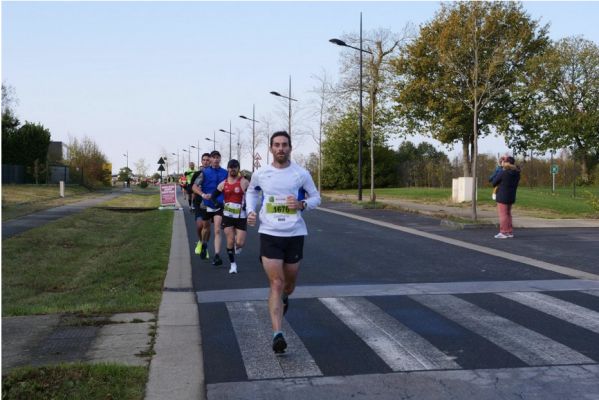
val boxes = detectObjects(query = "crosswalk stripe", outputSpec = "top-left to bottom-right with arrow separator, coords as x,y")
499,292 -> 599,334
582,290 -> 599,298
319,297 -> 460,371
410,294 -> 594,366
226,301 -> 322,380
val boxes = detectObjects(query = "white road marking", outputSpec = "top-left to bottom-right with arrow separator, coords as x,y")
500,291 -> 599,334
411,294 -> 594,366
318,207 -> 599,281
226,301 -> 321,380
319,297 -> 460,371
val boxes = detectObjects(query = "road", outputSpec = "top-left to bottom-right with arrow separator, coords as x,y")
181,197 -> 599,399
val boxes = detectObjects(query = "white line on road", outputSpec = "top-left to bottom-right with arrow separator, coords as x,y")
319,297 -> 460,371
318,207 -> 599,281
411,294 -> 594,366
226,301 -> 322,380
499,292 -> 599,334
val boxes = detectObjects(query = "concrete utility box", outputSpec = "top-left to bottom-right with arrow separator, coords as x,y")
452,177 -> 475,202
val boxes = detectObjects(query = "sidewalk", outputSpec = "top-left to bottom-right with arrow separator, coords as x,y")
324,193 -> 599,229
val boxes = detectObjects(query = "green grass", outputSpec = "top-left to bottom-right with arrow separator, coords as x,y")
1,206 -> 173,316
1,184 -> 98,221
99,193 -> 161,208
2,363 -> 147,400
326,186 -> 599,218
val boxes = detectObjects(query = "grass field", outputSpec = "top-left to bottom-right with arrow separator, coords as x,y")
1,186 -> 173,397
327,186 -> 599,218
1,184 -> 99,221
2,364 -> 147,400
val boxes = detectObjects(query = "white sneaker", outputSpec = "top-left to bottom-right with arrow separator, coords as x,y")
506,233 -> 514,238
494,233 -> 509,239
229,263 -> 238,274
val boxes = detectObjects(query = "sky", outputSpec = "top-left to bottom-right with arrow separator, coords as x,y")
3,1 -> 599,175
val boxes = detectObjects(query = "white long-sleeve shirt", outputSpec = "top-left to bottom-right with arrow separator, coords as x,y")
245,162 -> 321,237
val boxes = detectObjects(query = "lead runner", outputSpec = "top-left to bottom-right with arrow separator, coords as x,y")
246,131 -> 321,354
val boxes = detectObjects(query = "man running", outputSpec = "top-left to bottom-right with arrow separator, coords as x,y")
211,159 -> 249,274
184,161 -> 197,211
246,131 -> 321,354
191,153 -> 212,256
195,150 -> 227,265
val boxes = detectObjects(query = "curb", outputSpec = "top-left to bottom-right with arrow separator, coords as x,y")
145,201 -> 205,400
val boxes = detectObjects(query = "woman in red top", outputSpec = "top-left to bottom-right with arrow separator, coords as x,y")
212,159 -> 249,274
179,174 -> 188,201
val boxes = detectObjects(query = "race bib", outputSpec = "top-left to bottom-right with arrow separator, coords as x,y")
223,202 -> 242,218
263,195 -> 298,225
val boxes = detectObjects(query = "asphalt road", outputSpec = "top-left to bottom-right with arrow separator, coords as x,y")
181,197 -> 599,399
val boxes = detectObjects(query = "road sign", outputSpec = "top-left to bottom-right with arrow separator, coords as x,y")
551,164 -> 559,174
158,165 -> 165,172
159,183 -> 177,207
158,157 -> 165,164
254,153 -> 262,161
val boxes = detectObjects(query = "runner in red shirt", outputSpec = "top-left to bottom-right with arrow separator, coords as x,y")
211,159 -> 249,274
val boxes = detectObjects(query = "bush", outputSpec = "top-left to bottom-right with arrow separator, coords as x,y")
139,180 -> 149,188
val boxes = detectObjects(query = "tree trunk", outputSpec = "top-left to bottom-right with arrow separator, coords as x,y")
462,142 -> 471,177
580,156 -> 590,184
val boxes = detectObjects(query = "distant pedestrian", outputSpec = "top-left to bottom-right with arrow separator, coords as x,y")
491,155 -> 521,239
184,162 -> 197,211
211,159 -> 249,274
179,174 -> 188,201
246,131 -> 321,354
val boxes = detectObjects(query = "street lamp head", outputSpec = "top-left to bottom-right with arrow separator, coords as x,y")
239,115 -> 248,120
205,138 -> 212,141
270,91 -> 281,97
329,38 -> 347,46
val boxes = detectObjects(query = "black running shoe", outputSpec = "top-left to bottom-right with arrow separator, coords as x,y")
272,333 -> 287,354
212,254 -> 223,266
282,295 -> 289,316
199,246 -> 207,260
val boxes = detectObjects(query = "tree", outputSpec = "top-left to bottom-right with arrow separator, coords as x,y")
393,2 -> 548,219
134,158 -> 149,179
66,136 -> 110,188
509,36 -> 599,183
2,83 -> 21,164
118,167 -> 133,182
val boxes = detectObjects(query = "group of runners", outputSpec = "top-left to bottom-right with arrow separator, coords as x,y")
178,131 -> 321,354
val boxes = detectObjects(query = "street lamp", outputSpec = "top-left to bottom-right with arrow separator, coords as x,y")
171,152 -> 179,175
330,12 -> 372,202
240,105 -> 260,171
219,120 -> 233,160
123,151 -> 129,170
191,144 -> 200,165
182,148 -> 190,166
270,76 -> 297,137
205,137 -> 218,150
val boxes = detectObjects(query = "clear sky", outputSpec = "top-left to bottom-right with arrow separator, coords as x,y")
3,1 -> 599,175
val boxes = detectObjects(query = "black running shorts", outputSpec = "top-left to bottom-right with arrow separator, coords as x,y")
222,216 -> 247,231
260,234 -> 304,264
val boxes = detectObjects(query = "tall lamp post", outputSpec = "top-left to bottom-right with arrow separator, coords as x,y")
240,105 -> 260,171
219,120 -> 233,160
330,12 -> 372,201
182,148 -> 190,166
123,151 -> 129,170
270,76 -> 297,137
191,143 -> 200,165
171,152 -> 179,175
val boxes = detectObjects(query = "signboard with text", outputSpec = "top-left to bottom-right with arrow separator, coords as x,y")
160,184 -> 177,207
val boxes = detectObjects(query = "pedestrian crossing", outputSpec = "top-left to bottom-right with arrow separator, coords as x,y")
199,290 -> 599,384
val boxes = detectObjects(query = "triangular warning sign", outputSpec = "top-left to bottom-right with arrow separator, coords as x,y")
158,157 -> 165,164
158,165 -> 165,171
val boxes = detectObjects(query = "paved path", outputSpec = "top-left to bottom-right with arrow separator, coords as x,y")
2,191 -> 124,238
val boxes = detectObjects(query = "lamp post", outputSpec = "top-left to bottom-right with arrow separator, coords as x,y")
240,105 -> 260,171
191,143 -> 200,165
182,148 -> 190,166
270,76 -> 297,137
205,131 -> 218,150
219,120 -> 233,160
171,152 -> 179,175
330,12 -> 372,202
123,151 -> 129,170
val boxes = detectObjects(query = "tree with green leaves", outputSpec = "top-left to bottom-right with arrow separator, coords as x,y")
393,2 -> 548,218
509,36 -> 599,183
66,136 -> 110,188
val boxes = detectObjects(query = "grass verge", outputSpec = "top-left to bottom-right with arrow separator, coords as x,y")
2,363 -> 147,400
1,184 -> 99,222
1,206 -> 173,316
327,186 -> 599,218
